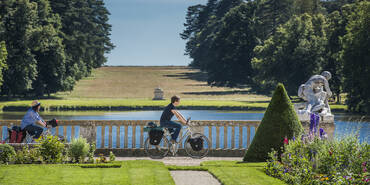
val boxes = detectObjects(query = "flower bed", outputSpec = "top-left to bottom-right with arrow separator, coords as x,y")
0,135 -> 115,165
265,113 -> 369,184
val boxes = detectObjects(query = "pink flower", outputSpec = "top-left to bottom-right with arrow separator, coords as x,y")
284,137 -> 289,145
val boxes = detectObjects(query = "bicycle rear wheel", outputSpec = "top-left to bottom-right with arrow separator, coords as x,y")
184,133 -> 210,159
144,136 -> 170,159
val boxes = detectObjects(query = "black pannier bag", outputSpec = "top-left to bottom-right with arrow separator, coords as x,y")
188,136 -> 203,151
47,118 -> 58,128
149,128 -> 164,145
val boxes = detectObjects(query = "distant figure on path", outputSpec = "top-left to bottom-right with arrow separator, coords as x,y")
160,95 -> 187,144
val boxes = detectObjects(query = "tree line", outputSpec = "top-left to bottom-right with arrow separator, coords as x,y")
181,0 -> 369,114
0,0 -> 114,97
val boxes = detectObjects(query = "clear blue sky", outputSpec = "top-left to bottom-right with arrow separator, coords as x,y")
104,0 -> 207,66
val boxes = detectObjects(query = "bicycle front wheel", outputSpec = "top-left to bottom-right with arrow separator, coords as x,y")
184,133 -> 210,159
144,136 -> 170,159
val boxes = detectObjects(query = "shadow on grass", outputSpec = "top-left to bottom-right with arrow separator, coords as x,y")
182,90 -> 253,96
0,95 -> 64,101
163,71 -> 208,82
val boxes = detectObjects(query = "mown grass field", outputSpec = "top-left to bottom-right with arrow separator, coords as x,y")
56,66 -> 270,101
0,66 -> 347,111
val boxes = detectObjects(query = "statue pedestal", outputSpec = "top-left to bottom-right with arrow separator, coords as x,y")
296,111 -> 334,123
294,103 -> 335,139
294,103 -> 334,124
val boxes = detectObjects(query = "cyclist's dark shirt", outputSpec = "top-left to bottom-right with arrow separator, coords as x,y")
160,103 -> 176,122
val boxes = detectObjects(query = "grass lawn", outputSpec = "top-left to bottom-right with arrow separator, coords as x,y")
55,66 -> 270,101
168,161 -> 286,185
0,160 -> 286,185
0,160 -> 174,185
202,161 -> 286,185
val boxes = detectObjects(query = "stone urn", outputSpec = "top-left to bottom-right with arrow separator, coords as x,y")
153,87 -> 164,100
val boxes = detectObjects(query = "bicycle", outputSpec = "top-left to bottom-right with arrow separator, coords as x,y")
3,119 -> 62,144
144,118 -> 210,159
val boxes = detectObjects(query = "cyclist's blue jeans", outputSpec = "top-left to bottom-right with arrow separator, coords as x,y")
160,121 -> 181,141
24,125 -> 43,139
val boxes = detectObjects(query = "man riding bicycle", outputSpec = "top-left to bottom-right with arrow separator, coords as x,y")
160,95 -> 187,145
20,100 -> 47,139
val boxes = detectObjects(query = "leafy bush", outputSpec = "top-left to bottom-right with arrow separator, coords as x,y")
96,153 -> 107,163
265,135 -> 370,184
68,137 -> 90,163
79,164 -> 121,168
87,143 -> 96,163
244,83 -> 303,162
109,151 -> 116,162
37,135 -> 65,163
0,144 -> 15,164
14,146 -> 41,164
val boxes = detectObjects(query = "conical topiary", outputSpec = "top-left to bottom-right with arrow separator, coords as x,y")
243,83 -> 303,162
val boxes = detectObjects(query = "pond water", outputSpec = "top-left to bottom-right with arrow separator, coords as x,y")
0,110 -> 368,147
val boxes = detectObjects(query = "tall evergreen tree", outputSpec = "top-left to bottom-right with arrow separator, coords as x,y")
0,41 -> 8,88
206,2 -> 258,87
181,0 -> 242,70
341,1 -> 370,114
30,0 -> 68,96
322,10 -> 347,103
49,0 -> 114,84
255,0 -> 294,40
252,14 -> 328,95
0,0 -> 39,96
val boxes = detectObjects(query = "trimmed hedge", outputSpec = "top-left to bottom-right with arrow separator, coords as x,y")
79,164 -> 122,168
243,83 -> 303,162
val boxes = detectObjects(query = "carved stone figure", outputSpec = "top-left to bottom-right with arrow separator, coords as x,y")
295,71 -> 334,122
153,87 -> 164,100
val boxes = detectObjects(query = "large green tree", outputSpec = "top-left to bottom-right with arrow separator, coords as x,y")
49,0 -> 114,83
181,0 -> 242,71
255,0 -> 294,40
30,0 -> 68,96
0,41 -> 8,88
206,2 -> 258,87
252,13 -> 328,95
0,0 -> 39,96
322,9 -> 348,103
341,1 -> 370,114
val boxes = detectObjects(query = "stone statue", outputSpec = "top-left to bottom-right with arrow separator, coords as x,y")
153,87 -> 164,100
295,71 -> 334,122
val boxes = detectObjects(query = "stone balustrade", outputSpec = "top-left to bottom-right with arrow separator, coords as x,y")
0,120 -> 261,157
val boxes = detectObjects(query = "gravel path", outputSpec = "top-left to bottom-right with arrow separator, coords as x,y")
116,157 -> 242,166
170,171 -> 221,185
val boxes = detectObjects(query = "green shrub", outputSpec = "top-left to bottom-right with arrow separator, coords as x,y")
265,135 -> 370,184
244,83 -> 303,162
68,137 -> 90,163
79,164 -> 121,168
109,151 -> 116,162
14,146 -> 41,164
87,143 -> 96,163
97,153 -> 107,163
37,135 -> 65,163
0,144 -> 15,164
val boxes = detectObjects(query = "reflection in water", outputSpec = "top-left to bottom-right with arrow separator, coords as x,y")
0,111 -> 368,144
